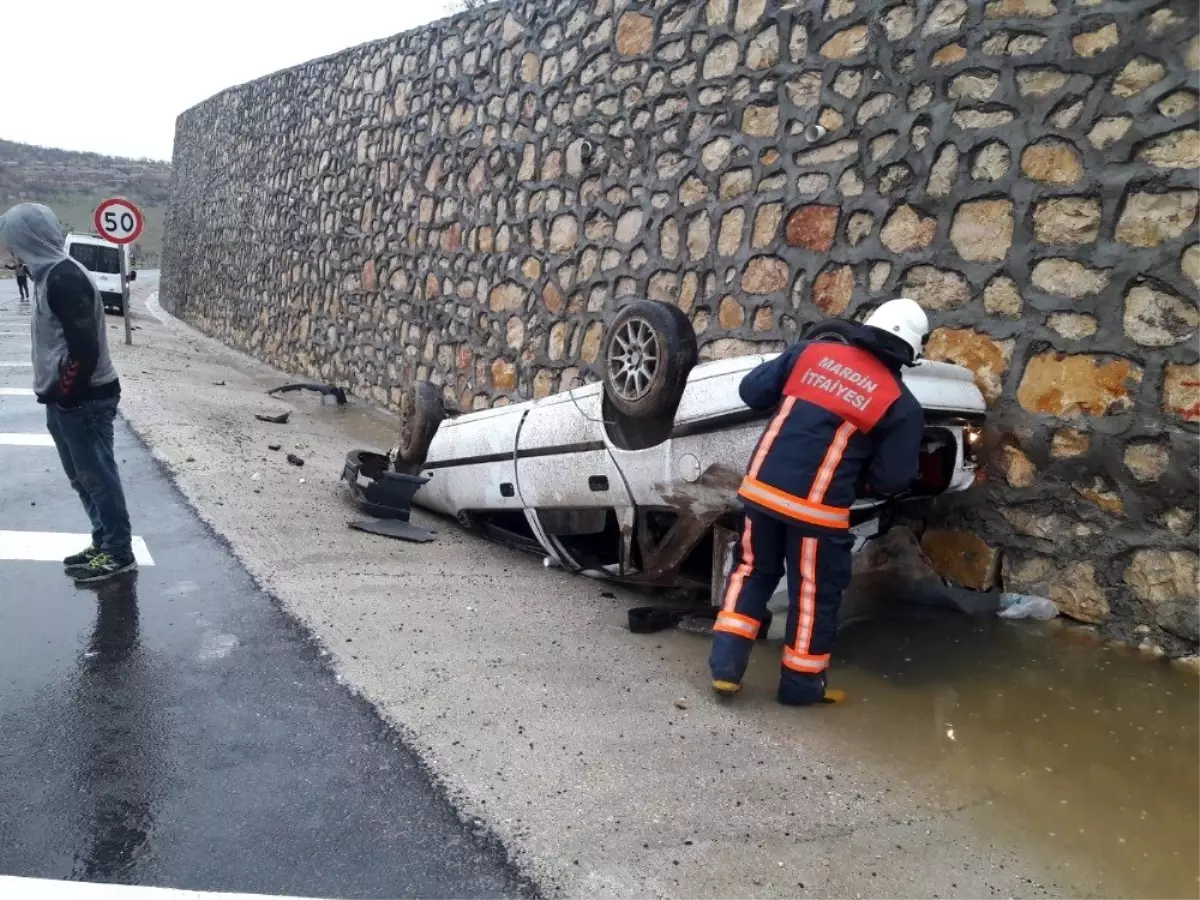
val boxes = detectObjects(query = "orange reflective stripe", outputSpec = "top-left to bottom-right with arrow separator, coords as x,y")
808,421 -> 856,504
714,610 -> 760,640
721,515 -> 755,612
737,478 -> 851,529
782,645 -> 830,673
748,396 -> 795,479
795,537 -> 818,654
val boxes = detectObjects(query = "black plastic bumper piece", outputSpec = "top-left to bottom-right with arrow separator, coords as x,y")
342,450 -> 429,520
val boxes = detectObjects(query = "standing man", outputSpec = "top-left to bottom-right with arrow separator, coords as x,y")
4,259 -> 31,302
709,298 -> 929,706
0,203 -> 135,583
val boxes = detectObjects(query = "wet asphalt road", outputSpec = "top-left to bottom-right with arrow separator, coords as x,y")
0,278 -> 529,897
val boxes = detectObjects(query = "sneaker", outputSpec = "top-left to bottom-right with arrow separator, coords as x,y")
63,545 -> 101,567
67,552 -> 138,584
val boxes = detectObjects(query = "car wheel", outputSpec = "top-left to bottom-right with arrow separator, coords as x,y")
397,381 -> 444,464
602,299 -> 698,420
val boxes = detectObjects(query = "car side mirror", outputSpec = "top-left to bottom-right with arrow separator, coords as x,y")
127,270 -> 137,282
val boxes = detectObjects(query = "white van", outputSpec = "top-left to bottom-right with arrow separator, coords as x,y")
63,233 -> 136,314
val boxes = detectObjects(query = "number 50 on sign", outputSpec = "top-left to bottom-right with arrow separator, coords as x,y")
94,198 -> 144,245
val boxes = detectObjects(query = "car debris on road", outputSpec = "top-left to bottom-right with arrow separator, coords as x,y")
256,411 -> 291,424
268,381 -> 348,406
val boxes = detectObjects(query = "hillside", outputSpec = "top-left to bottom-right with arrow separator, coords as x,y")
0,139 -> 172,266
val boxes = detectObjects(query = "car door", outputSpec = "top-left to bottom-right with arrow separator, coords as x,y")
515,383 -> 634,572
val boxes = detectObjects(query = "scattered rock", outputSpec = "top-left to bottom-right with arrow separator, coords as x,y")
286,453 -> 305,467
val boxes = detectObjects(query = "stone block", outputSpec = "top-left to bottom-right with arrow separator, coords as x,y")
1021,139 -> 1084,185
1017,67 -> 1070,96
925,327 -> 1015,404
883,5 -> 915,40
932,43 -> 968,66
747,24 -> 779,69
743,256 -> 790,294
580,322 -> 604,364
1124,283 -> 1198,347
1047,313 -> 1098,340
549,214 -> 579,252
921,529 -> 1000,590
1115,190 -> 1199,247
1072,23 -> 1118,57
970,141 -> 1011,180
924,0 -> 968,35
489,282 -> 527,313
845,211 -> 874,246
927,144 -> 960,196
1073,475 -> 1124,514
1002,555 -> 1111,625
1050,428 -> 1089,458
985,0 -> 1056,16
1033,196 -> 1101,244
1158,91 -> 1198,119
1016,352 -> 1143,417
1162,363 -> 1200,423
902,265 -> 971,310
879,204 -> 936,253
491,358 -> 517,390
1112,55 -> 1166,98
1031,258 -> 1108,297
742,104 -> 779,137
984,275 -> 1023,318
820,25 -> 868,59
950,199 -> 1014,262
719,296 -> 745,329
1126,550 -> 1200,641
1184,245 -> 1200,287
785,205 -> 839,252
704,38 -> 740,78
1087,116 -> 1131,150
751,203 -> 782,249
1123,441 -> 1169,482
1136,129 -> 1200,169
812,265 -> 855,316
718,209 -> 745,256
796,140 -> 859,165
734,0 -> 766,32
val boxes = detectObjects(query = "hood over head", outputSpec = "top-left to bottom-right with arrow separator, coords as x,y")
0,203 -> 67,279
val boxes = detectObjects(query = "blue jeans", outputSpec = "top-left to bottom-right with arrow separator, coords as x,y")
45,396 -> 133,558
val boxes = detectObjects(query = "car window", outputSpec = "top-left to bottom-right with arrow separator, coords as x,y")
67,244 -> 121,274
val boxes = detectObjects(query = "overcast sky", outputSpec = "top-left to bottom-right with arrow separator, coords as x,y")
4,1 -> 456,162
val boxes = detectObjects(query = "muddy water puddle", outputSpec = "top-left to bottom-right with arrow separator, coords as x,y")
717,613 -> 1200,898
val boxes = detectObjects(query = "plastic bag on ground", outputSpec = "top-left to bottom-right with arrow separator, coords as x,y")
997,593 -> 1059,620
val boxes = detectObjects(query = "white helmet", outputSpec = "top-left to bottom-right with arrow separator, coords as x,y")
864,297 -> 929,362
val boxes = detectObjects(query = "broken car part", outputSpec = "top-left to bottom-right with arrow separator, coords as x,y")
267,382 -> 348,406
256,411 -> 291,424
341,450 -> 429,521
348,519 -> 436,544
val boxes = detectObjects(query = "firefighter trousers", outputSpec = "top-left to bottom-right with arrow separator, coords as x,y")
708,509 -> 854,705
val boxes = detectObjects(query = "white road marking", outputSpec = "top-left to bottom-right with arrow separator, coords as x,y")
0,387 -> 34,396
0,531 -> 155,565
0,433 -> 54,447
0,875 -> 328,899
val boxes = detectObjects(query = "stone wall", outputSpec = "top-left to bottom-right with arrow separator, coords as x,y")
162,0 -> 1199,648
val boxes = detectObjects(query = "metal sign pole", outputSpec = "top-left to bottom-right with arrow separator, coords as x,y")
121,247 -> 132,346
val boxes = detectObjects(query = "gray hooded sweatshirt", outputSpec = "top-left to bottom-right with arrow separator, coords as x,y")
0,203 -> 118,401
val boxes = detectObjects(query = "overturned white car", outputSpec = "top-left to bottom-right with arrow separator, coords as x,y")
368,300 -> 986,597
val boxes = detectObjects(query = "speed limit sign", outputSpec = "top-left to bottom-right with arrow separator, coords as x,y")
94,197 -> 144,245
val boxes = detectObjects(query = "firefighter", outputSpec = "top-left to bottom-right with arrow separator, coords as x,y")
709,298 -> 929,706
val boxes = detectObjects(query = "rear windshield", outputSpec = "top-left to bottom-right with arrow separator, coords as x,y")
68,243 -> 121,275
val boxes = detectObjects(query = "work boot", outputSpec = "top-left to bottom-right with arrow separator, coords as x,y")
67,552 -> 138,584
63,544 -> 101,567
711,679 -> 742,697
777,671 -> 845,706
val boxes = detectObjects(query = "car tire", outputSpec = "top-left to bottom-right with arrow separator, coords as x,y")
602,299 -> 698,420
397,381 -> 444,464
